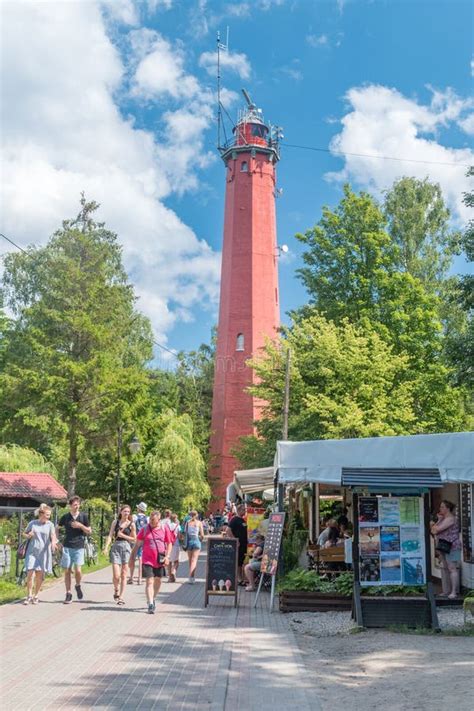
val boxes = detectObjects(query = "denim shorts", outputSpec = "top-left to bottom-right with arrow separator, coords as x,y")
61,547 -> 85,568
187,538 -> 201,551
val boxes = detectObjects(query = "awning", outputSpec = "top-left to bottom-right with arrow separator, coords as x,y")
276,432 -> 474,486
234,467 -> 275,495
341,468 -> 443,488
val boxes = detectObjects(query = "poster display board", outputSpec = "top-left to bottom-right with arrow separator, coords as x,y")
357,496 -> 425,586
205,537 -> 238,607
260,512 -> 286,576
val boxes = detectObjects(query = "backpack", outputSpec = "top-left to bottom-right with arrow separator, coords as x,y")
135,513 -> 148,532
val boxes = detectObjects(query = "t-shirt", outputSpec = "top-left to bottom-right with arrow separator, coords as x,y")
137,524 -> 172,568
228,516 -> 247,550
133,513 -> 149,532
59,512 -> 90,549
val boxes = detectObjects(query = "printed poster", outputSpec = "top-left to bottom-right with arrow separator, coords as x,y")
359,526 -> 380,555
401,527 -> 422,554
246,510 -> 265,553
399,498 -> 420,525
379,498 -> 400,525
360,556 -> 380,582
359,497 -> 379,523
402,556 -> 425,585
380,553 -> 402,583
380,526 -> 400,552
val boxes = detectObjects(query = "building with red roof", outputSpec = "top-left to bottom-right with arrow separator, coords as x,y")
0,472 -> 68,508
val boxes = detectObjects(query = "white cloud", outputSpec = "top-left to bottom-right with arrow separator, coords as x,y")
130,30 -> 200,100
199,49 -> 251,80
306,34 -> 328,47
0,1 -> 221,346
327,85 -> 474,223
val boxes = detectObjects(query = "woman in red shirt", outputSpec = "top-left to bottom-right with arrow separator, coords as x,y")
132,510 -> 172,614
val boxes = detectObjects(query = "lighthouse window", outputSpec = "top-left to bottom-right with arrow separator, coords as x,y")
251,125 -> 266,137
236,333 -> 244,351
240,161 -> 248,172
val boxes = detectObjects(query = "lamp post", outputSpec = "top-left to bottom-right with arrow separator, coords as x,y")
116,425 -> 141,513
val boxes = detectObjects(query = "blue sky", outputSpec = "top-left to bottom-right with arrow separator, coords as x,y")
1,0 -> 473,361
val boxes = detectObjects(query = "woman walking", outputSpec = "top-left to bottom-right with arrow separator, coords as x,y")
167,513 -> 181,582
430,500 -> 462,599
184,510 -> 204,584
104,505 -> 136,605
131,510 -> 172,614
23,503 -> 58,605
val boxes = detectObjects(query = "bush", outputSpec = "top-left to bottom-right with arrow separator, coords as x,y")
278,568 -> 353,596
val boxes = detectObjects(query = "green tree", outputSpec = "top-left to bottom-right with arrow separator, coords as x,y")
384,176 -> 455,287
175,337 -> 215,460
0,196 -> 153,495
444,167 -> 474,389
121,410 -> 210,515
0,443 -> 56,474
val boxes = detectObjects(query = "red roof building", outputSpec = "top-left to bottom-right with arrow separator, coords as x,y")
0,472 -> 68,507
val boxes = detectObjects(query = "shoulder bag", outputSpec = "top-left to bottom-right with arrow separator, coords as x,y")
435,538 -> 452,554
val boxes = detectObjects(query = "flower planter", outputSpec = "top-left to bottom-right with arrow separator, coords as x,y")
360,595 -> 431,628
279,590 -> 352,613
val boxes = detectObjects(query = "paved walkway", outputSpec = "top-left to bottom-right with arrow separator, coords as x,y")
1,545 -> 318,710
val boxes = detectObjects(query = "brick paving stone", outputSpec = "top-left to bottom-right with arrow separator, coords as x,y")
1,544 -> 319,711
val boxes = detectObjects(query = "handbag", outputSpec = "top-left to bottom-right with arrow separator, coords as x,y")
148,525 -> 166,565
435,538 -> 452,554
17,539 -> 29,560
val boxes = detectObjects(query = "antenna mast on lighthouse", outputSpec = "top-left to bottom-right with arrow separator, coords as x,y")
216,28 -> 229,152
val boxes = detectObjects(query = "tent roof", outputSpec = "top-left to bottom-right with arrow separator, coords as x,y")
234,467 -> 274,495
276,432 -> 474,486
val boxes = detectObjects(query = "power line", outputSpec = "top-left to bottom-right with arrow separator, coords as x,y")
0,232 -> 28,254
283,143 -> 471,168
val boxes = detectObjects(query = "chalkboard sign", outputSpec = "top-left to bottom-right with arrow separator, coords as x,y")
260,512 -> 286,576
205,537 -> 238,607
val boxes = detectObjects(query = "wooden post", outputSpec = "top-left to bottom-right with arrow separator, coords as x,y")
424,493 -> 439,630
352,492 -> 364,626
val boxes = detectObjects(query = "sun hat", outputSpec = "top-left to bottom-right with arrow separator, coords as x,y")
137,502 -> 147,512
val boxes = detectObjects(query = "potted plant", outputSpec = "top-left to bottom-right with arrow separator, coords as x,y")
278,569 -> 353,612
359,585 -> 431,628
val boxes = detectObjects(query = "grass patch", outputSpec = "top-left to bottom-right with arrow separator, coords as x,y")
0,551 -> 110,605
0,579 -> 26,605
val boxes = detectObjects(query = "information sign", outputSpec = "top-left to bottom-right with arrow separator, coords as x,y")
260,512 -> 286,576
205,537 -> 238,607
357,496 -> 426,586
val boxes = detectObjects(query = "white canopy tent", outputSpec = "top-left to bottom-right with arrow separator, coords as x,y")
233,467 -> 274,496
275,432 -> 474,485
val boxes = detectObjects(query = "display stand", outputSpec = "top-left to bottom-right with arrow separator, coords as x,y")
254,512 -> 285,612
204,537 -> 238,608
352,491 -> 439,629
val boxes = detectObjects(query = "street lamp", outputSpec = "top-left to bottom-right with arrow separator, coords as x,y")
117,426 -> 141,513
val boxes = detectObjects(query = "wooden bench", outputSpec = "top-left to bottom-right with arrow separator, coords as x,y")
307,545 -> 347,576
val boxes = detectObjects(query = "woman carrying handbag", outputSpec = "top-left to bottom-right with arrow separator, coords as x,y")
430,499 -> 461,599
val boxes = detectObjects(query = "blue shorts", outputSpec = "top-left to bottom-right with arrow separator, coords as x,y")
61,547 -> 85,568
187,539 -> 201,551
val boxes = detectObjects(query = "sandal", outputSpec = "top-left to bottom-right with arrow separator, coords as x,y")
113,590 -> 119,600
117,598 -> 125,605
127,578 -> 133,585
32,596 -> 39,604
23,596 -> 33,605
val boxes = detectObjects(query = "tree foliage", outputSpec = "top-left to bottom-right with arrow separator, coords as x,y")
0,444 -> 56,474
0,196 -> 153,495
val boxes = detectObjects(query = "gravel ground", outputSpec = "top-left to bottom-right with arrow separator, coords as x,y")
280,605 -> 468,636
282,604 -> 474,711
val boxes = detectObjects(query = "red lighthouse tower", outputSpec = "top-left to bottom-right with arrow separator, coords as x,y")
209,90 -> 282,506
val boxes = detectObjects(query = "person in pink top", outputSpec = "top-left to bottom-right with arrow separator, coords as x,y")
131,510 -> 172,614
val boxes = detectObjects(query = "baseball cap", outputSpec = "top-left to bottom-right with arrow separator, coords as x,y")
137,502 -> 147,512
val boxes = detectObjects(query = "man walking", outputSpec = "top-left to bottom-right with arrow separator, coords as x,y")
58,496 -> 91,604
